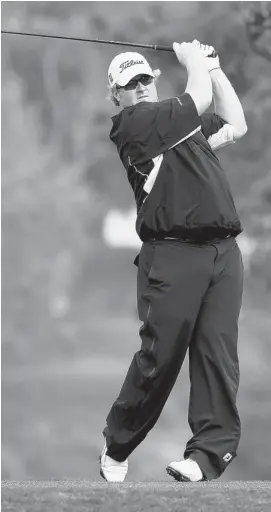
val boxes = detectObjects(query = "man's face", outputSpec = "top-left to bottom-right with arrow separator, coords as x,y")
115,74 -> 158,108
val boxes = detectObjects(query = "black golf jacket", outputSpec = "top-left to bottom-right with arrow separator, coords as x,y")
110,93 -> 243,242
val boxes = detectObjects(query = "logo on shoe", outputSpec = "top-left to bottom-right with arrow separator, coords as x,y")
223,453 -> 232,463
120,59 -> 144,73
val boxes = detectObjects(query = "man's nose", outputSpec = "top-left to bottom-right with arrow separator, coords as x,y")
136,81 -> 145,91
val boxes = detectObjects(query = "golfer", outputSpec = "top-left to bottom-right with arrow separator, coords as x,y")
100,40 -> 247,482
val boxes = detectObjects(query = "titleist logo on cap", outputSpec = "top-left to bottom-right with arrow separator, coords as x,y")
119,59 -> 144,73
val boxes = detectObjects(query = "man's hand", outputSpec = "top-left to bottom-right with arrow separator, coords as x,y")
192,40 -> 221,72
173,41 -> 213,116
173,42 -> 208,68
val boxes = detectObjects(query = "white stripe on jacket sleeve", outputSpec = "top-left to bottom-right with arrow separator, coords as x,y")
207,123 -> 235,150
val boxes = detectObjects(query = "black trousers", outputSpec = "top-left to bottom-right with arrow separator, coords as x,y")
103,236 -> 243,480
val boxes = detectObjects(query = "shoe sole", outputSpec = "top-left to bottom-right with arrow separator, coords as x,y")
98,455 -> 106,481
166,465 -> 206,482
100,468 -> 106,481
166,466 -> 192,482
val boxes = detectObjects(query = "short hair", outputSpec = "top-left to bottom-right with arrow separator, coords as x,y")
106,69 -> 161,107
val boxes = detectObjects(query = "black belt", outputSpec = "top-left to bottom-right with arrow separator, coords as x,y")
148,233 -> 232,244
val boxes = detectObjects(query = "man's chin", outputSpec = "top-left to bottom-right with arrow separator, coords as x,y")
137,97 -> 151,103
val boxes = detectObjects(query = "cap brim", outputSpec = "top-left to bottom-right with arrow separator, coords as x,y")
115,65 -> 155,87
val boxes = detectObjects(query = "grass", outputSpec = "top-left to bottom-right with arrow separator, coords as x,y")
2,481 -> 271,512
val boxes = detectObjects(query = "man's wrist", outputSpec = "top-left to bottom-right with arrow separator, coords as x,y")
210,66 -> 222,75
185,55 -> 210,75
207,59 -> 220,72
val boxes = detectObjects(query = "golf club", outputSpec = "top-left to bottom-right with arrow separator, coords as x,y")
1,29 -> 175,51
1,29 -> 217,56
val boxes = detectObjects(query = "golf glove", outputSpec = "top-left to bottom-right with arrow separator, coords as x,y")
192,40 -> 220,71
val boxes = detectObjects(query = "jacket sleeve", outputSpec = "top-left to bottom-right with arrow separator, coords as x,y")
200,113 -> 235,151
121,93 -> 201,165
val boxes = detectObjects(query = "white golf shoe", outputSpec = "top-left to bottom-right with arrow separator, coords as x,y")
99,441 -> 128,482
166,458 -> 205,482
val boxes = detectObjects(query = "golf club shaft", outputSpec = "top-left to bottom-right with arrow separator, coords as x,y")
1,30 -> 174,51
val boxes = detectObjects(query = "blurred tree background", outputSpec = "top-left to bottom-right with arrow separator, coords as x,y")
1,1 -> 271,481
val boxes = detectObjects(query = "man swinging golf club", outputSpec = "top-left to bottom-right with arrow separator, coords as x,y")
100,39 -> 247,482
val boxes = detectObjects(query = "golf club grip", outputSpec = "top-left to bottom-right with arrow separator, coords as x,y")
154,45 -> 175,51
155,44 -> 217,57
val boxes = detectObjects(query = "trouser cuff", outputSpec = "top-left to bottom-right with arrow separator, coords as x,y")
102,426 -> 128,462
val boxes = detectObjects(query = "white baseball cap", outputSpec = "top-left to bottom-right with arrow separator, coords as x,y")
108,51 -> 155,88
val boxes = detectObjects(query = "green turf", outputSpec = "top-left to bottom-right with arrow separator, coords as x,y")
2,481 -> 271,512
